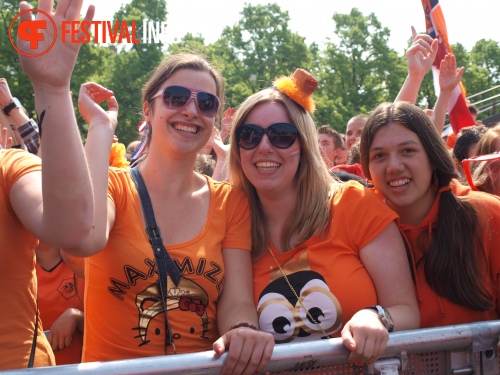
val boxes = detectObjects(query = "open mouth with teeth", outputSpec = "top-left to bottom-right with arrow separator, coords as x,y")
388,178 -> 410,187
256,161 -> 281,170
174,124 -> 198,134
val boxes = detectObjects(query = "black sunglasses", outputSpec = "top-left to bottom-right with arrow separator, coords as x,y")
235,123 -> 299,150
152,85 -> 220,118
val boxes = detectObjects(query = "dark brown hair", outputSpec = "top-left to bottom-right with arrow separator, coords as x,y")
360,102 -> 493,311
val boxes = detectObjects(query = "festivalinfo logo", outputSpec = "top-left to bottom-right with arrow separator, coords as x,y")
9,9 -> 168,57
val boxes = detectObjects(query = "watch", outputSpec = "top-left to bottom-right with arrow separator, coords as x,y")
366,305 -> 394,332
3,97 -> 22,117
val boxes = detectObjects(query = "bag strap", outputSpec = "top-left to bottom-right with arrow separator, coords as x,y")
130,167 -> 182,285
27,301 -> 38,368
130,166 -> 179,351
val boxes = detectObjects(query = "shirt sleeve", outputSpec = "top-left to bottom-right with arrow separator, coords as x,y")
221,184 -> 252,251
332,181 -> 399,252
17,119 -> 40,155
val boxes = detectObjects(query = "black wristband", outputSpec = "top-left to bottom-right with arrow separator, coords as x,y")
3,98 -> 22,117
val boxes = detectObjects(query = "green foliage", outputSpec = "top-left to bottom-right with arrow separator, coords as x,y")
318,8 -> 406,130
470,39 -> 500,83
167,33 -> 208,56
99,0 -> 167,146
1,1 -> 498,144
217,3 -> 313,107
0,0 -> 38,118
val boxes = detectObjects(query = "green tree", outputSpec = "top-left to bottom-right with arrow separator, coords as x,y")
470,39 -> 500,84
217,3 -> 313,107
466,40 -> 500,119
1,0 -> 116,133
104,0 -> 167,146
167,33 -> 208,56
0,0 -> 38,117
319,8 -> 407,132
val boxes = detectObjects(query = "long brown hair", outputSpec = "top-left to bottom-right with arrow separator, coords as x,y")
360,102 -> 493,311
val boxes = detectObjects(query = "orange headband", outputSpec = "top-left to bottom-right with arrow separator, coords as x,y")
273,68 -> 318,113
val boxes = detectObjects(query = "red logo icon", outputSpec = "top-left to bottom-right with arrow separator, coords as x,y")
9,9 -> 57,57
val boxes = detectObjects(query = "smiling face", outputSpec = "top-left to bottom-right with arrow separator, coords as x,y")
238,101 -> 301,198
144,69 -> 217,157
368,122 -> 436,225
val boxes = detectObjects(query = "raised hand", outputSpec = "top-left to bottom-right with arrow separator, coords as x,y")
210,126 -> 229,158
439,53 -> 464,93
221,107 -> 235,142
395,26 -> 439,104
16,0 -> 95,90
405,26 -> 438,80
0,127 -> 13,150
0,78 -> 14,108
78,82 -> 118,132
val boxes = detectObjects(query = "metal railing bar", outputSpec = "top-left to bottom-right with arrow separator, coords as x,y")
1,321 -> 499,375
467,85 -> 500,100
471,93 -> 500,106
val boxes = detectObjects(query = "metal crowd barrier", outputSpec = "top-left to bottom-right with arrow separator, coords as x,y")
2,321 -> 500,375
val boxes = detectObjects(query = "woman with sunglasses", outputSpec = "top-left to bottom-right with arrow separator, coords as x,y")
359,101 -> 500,329
228,69 -> 419,366
68,54 -> 274,374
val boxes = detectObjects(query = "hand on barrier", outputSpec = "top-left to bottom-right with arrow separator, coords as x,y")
213,327 -> 274,375
341,308 -> 389,365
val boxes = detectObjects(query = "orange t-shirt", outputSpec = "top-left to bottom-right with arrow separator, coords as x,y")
82,168 -> 251,362
0,149 -> 55,369
253,181 -> 398,343
36,261 -> 85,364
399,180 -> 500,328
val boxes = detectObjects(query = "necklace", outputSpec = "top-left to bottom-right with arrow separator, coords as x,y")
268,247 -> 331,339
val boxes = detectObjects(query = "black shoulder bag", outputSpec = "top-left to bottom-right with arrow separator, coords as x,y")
27,305 -> 38,367
130,166 -> 182,353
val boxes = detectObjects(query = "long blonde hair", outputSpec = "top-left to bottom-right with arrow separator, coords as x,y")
229,87 -> 342,259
